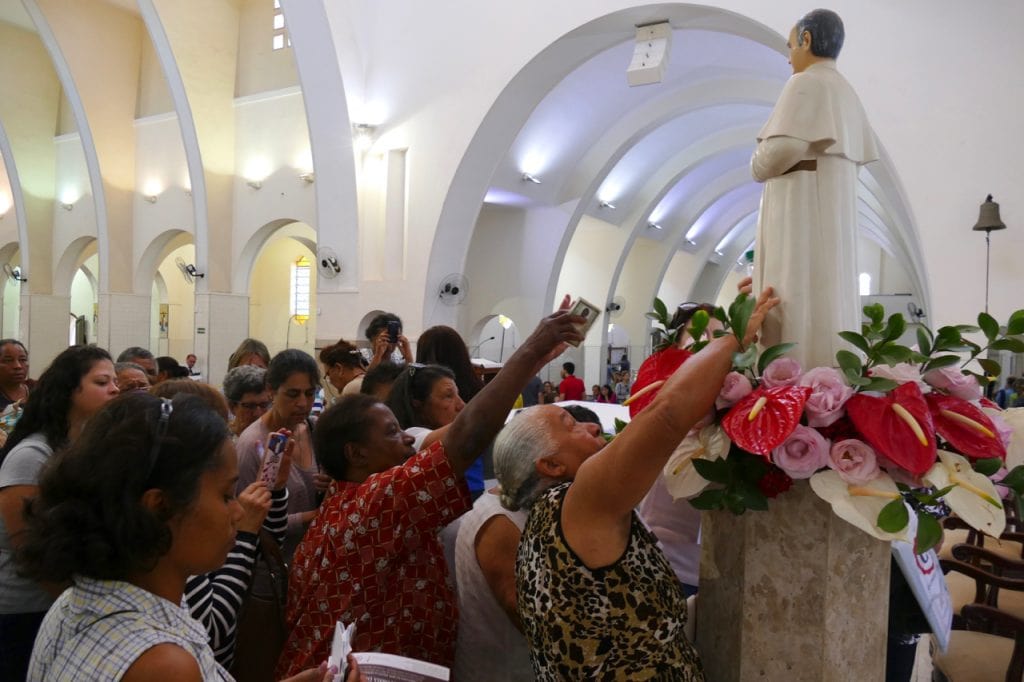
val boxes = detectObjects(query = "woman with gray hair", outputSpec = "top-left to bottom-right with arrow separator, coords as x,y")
222,364 -> 270,438
494,287 -> 777,680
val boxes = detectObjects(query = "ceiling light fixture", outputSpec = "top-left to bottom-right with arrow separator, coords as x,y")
521,172 -> 542,184
627,21 -> 672,87
299,171 -> 315,184
352,123 -> 376,153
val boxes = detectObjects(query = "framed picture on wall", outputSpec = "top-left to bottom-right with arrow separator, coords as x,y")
159,303 -> 169,339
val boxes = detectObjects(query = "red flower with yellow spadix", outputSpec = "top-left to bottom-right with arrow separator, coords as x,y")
925,393 -> 1006,461
845,382 -> 936,476
721,385 -> 812,456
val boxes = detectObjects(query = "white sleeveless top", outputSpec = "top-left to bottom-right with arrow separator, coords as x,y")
453,492 -> 533,681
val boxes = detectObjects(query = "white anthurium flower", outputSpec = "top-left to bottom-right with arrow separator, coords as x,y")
809,470 -> 911,542
663,424 -> 731,500
988,406 -> 1024,471
924,449 -> 1005,539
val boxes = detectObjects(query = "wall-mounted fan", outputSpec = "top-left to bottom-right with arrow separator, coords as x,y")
907,301 -> 926,322
606,295 -> 626,319
175,257 -> 204,284
317,246 -> 342,280
3,264 -> 26,283
438,273 -> 468,306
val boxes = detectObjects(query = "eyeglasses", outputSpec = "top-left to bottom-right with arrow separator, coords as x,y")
238,400 -> 272,411
144,398 -> 173,484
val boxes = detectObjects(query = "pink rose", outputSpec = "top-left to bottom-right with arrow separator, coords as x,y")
771,425 -> 830,480
868,363 -> 923,386
716,372 -> 753,410
923,365 -> 982,401
799,367 -> 854,427
761,357 -> 803,388
828,439 -> 880,485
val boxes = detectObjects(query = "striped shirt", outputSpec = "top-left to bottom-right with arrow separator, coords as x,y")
28,577 -> 231,681
185,486 -> 288,669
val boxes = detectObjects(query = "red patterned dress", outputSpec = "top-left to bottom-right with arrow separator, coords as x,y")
275,441 -> 471,677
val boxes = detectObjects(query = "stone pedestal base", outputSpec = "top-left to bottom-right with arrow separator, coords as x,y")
696,481 -> 890,681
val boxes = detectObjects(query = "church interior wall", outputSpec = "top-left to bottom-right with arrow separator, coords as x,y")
235,0 -> 300,97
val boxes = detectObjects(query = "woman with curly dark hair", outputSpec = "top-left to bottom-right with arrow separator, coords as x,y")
18,392 -> 351,681
0,344 -> 119,679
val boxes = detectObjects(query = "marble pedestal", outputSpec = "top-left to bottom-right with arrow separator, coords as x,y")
696,481 -> 890,681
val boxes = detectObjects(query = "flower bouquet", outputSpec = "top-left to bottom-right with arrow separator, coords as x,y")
634,295 -> 1024,552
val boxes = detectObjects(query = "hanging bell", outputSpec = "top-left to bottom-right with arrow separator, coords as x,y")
973,194 -> 1007,232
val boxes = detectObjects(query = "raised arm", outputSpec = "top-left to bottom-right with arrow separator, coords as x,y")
564,288 -> 778,563
442,298 -> 584,474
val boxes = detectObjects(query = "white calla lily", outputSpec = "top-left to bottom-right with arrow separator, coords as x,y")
809,470 -> 911,542
923,449 -> 1005,539
663,424 -> 731,500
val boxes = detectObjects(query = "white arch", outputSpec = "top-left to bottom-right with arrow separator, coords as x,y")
54,235 -> 97,295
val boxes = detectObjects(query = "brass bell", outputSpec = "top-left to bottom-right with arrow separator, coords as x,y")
973,194 -> 1007,232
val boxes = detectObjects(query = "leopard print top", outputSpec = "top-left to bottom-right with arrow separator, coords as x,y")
516,482 -> 704,681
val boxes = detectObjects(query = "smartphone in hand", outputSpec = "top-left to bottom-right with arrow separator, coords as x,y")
259,431 -> 289,486
386,320 -> 401,344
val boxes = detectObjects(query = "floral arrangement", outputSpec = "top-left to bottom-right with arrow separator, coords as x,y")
634,295 -> 1024,552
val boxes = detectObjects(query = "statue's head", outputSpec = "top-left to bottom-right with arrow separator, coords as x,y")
788,9 -> 844,73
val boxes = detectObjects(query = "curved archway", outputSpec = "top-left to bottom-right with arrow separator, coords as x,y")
54,235 -> 97,295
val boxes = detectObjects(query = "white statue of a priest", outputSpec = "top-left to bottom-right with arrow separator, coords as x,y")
751,8 -> 878,369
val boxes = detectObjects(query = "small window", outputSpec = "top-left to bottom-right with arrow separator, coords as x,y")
273,0 -> 280,8
859,272 -> 872,296
291,256 -> 311,323
273,12 -> 284,30
272,33 -> 285,50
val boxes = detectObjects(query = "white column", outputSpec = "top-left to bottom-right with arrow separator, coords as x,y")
194,292 -> 248,389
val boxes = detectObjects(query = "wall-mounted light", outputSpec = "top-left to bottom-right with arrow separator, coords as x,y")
60,202 -> 74,211
352,123 -> 376,153
246,179 -> 263,190
598,200 -> 616,210
521,172 -> 542,184
647,221 -> 663,230
298,171 -> 315,184
144,194 -> 158,204
685,238 -> 697,246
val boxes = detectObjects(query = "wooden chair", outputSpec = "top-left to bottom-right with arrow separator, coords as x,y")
946,544 -> 1024,628
936,556 -> 1024,681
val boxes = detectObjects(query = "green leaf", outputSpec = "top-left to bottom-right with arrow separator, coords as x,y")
730,296 -> 756,349
613,418 -> 628,435
692,458 -> 731,485
836,350 -> 863,377
877,345 -> 913,366
838,331 -> 871,355
687,310 -> 710,343
876,499 -> 910,532
990,338 -> 1024,353
978,358 -> 1002,379
883,314 -> 907,343
1000,466 -> 1024,492
922,355 -> 961,373
953,325 -> 981,335
733,345 -> 758,371
931,485 -> 957,499
652,298 -> 668,323
735,480 -> 769,511
688,488 -> 726,511
860,377 -> 899,393
973,457 -> 1003,477
713,307 -> 728,324
864,303 -> 885,325
756,343 -> 797,375
644,312 -> 663,321
1007,310 -> 1024,336
979,312 -> 1000,342
915,512 -> 943,553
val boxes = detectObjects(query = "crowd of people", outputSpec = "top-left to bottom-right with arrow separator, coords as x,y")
0,292 -> 779,681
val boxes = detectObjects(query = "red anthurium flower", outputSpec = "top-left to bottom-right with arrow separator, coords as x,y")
721,385 -> 811,456
925,393 -> 1006,461
845,382 -> 936,475
627,347 -> 692,418
979,397 -> 1001,411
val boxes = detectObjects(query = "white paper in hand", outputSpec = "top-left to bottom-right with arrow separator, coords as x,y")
328,621 -> 355,681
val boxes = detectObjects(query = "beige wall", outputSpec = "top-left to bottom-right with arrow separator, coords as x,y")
236,0 -> 299,96
248,231 -> 317,358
